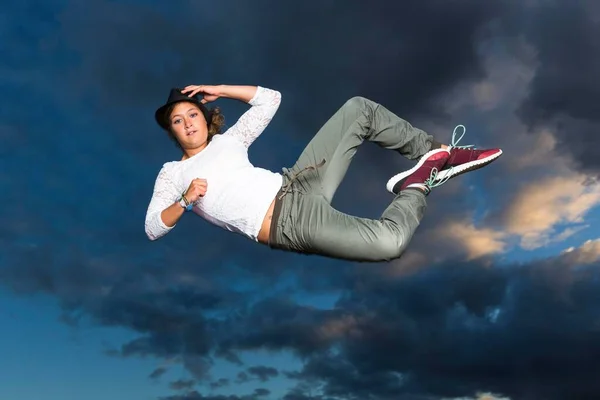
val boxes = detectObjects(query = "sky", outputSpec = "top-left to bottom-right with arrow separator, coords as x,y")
2,0 -> 600,399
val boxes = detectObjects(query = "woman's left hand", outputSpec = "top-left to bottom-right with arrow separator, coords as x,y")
181,85 -> 222,104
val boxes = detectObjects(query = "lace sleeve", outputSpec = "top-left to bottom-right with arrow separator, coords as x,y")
225,86 -> 282,148
145,165 -> 180,240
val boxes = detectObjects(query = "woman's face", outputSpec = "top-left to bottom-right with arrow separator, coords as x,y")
168,102 -> 208,150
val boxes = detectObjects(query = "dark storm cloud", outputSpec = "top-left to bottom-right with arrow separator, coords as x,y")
517,0 -> 600,174
5,1 -> 600,400
55,0 -> 510,140
236,372 -> 249,384
246,366 -> 279,382
282,250 -> 600,400
253,388 -> 270,397
158,388 -> 271,400
150,367 -> 168,380
5,239 -> 600,399
216,297 -> 343,357
209,378 -> 230,390
159,392 -> 263,400
170,379 -> 197,391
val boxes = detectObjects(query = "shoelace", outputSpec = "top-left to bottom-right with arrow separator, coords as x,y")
420,123 -> 478,186
448,124 -> 475,151
423,124 -> 474,187
421,166 -> 453,194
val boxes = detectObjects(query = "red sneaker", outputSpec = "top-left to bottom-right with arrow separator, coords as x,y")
386,148 -> 451,195
434,125 -> 503,182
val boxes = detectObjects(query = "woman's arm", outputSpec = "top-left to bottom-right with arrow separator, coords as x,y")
145,167 -> 210,240
214,85 -> 257,103
182,84 -> 282,148
224,86 -> 282,147
182,84 -> 258,104
158,202 -> 186,229
145,166 -> 183,240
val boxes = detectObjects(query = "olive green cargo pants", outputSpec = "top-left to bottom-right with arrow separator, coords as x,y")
268,96 -> 438,262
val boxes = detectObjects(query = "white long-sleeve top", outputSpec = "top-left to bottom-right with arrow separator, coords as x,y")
144,86 -> 284,242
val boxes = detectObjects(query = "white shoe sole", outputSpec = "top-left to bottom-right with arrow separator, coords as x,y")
434,149 -> 503,182
386,148 -> 451,194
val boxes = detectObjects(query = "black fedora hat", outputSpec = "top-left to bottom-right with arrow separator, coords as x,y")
154,88 -> 212,130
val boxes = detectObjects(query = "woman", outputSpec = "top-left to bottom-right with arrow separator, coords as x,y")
145,84 -> 502,262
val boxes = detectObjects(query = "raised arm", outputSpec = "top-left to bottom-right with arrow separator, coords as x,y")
225,86 -> 281,147
182,84 -> 282,148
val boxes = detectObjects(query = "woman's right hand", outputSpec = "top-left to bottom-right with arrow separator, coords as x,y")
184,178 -> 208,203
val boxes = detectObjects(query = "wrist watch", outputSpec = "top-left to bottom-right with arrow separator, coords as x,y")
178,195 -> 194,212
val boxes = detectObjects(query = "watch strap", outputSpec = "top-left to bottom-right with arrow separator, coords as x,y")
179,194 -> 194,212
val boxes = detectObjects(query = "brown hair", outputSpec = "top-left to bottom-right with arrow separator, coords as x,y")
163,102 -> 226,149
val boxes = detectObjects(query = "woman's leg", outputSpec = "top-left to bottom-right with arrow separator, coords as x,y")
284,189 -> 430,262
269,96 -> 448,261
280,96 -> 441,203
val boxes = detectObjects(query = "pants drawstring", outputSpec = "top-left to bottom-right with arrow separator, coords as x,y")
278,158 -> 326,200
